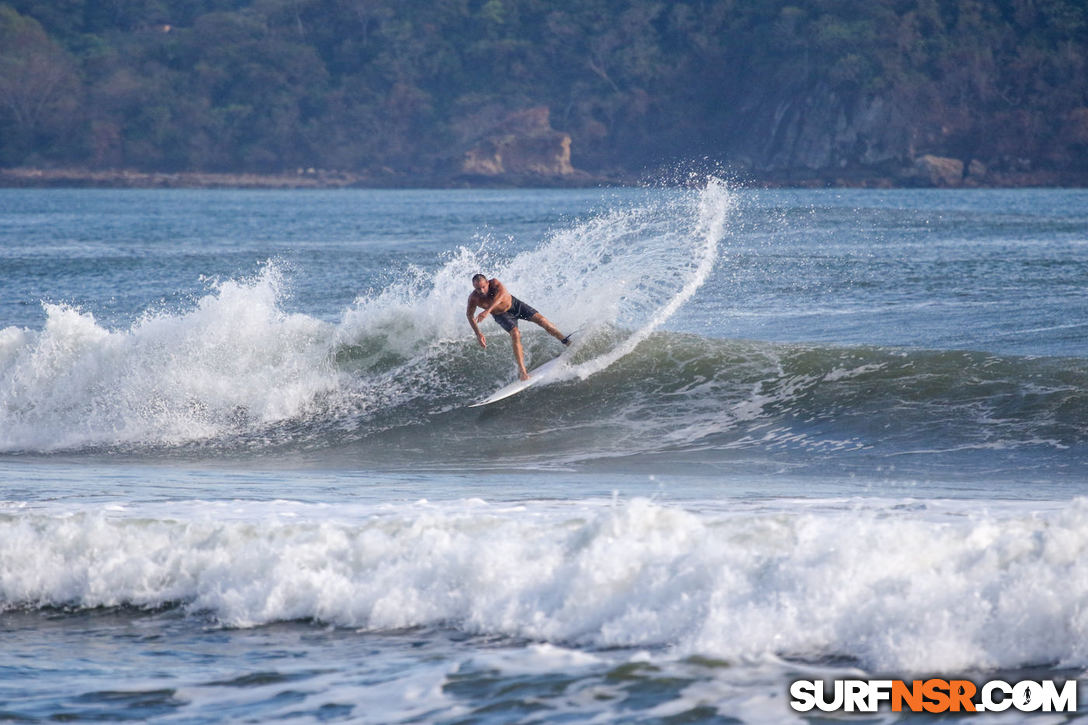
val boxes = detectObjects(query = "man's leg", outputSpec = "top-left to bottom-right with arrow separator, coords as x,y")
528,313 -> 567,343
509,328 -> 530,380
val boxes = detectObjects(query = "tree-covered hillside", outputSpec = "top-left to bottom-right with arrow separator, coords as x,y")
1,0 -> 1086,184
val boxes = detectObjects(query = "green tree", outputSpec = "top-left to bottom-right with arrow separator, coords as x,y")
0,5 -> 83,164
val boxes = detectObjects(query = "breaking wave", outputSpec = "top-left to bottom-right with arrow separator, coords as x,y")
1,176 -> 1085,475
0,178 -> 735,453
3,495 -> 1088,673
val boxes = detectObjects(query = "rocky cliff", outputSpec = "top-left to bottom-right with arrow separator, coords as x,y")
457,107 -> 583,183
711,82 -> 1088,187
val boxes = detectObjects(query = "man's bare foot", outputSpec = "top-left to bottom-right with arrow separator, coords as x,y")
519,370 -> 530,381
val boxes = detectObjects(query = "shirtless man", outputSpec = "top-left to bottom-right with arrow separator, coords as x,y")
467,273 -> 569,380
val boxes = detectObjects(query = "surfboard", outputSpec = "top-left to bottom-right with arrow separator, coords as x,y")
469,334 -> 577,408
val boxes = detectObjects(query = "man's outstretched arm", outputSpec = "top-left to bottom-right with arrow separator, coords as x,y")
466,298 -> 486,347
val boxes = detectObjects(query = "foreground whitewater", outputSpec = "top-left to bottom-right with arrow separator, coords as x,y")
5,494 -> 1088,673
2,183 -> 1087,722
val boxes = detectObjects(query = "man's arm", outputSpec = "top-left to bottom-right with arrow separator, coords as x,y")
466,295 -> 486,348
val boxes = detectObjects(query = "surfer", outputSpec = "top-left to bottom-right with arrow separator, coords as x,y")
467,274 -> 569,380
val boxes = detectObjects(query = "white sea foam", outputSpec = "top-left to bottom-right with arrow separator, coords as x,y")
3,496 -> 1087,673
0,266 -> 342,451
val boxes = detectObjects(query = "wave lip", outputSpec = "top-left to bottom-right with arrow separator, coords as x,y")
3,497 -> 1088,673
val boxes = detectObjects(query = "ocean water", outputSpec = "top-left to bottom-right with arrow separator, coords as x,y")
1,181 -> 1087,722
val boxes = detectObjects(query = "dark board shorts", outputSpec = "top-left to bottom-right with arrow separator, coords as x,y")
491,297 -> 539,332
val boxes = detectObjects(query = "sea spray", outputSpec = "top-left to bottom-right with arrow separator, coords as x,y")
337,179 -> 735,352
563,175 -> 735,380
328,178 -> 739,425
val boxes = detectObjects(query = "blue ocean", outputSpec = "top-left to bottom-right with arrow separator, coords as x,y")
1,181 -> 1087,722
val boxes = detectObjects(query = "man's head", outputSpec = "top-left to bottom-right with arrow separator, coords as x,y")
471,273 -> 489,293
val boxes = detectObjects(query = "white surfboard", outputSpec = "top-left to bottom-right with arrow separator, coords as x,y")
469,334 -> 577,408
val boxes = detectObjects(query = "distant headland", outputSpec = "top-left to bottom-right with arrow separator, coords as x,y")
2,1 -> 1086,188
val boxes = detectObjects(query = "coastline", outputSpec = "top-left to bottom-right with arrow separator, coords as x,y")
0,167 -> 617,190
2,166 -> 1086,190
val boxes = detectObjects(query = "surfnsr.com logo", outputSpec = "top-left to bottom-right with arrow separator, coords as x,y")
789,679 -> 1078,713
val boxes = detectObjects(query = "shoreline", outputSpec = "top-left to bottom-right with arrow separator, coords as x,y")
0,167 -> 618,190
1,166 -> 1086,190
